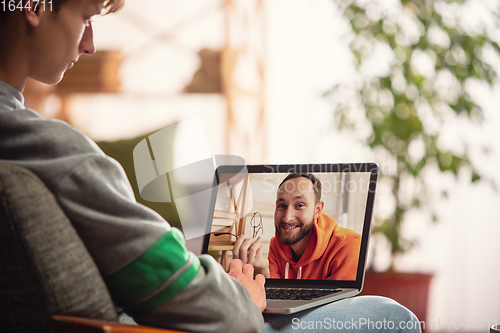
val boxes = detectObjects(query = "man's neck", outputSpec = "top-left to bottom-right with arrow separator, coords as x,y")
0,41 -> 30,92
290,230 -> 314,261
0,20 -> 31,92
0,70 -> 27,92
290,248 -> 301,262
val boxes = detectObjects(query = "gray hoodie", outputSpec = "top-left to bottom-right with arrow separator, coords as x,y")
0,80 -> 263,333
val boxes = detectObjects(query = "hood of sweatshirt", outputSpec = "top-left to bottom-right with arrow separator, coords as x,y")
0,80 -> 25,111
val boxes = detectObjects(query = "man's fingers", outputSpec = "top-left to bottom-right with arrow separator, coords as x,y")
228,258 -> 243,275
247,236 -> 261,263
238,238 -> 256,264
254,273 -> 266,286
242,263 -> 255,277
255,245 -> 265,260
228,260 -> 267,313
232,235 -> 245,259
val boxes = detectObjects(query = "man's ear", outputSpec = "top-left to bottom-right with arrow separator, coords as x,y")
314,201 -> 324,219
24,0 -> 44,27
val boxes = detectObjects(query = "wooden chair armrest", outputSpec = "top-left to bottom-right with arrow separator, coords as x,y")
49,315 -> 188,333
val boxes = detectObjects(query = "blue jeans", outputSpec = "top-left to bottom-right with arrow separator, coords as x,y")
263,296 -> 422,332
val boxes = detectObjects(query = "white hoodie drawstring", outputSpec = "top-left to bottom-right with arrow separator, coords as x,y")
285,262 -> 302,279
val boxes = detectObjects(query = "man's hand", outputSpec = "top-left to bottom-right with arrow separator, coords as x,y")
232,236 -> 270,278
228,259 -> 267,312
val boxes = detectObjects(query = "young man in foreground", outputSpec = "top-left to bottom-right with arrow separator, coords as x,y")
0,1 -> 421,332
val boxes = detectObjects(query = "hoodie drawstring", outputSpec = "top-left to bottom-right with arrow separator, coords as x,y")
284,262 -> 302,279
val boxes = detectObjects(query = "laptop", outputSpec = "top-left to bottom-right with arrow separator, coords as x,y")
187,163 -> 378,314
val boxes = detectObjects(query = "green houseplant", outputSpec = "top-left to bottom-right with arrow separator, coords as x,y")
327,0 -> 500,323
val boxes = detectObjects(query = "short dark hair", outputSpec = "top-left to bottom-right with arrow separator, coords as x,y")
1,0 -> 125,24
278,173 -> 322,204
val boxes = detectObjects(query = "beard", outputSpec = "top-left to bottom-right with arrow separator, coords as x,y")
276,217 -> 315,246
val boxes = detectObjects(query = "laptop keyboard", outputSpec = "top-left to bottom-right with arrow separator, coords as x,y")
266,288 -> 341,300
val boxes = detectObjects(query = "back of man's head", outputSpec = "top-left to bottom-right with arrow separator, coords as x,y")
0,0 -> 124,25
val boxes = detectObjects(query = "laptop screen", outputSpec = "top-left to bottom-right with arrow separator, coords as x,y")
198,163 -> 378,287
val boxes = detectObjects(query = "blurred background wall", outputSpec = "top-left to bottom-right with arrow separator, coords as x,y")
24,0 -> 500,331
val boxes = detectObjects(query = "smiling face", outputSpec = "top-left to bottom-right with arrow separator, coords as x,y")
274,177 -> 324,249
29,0 -> 103,84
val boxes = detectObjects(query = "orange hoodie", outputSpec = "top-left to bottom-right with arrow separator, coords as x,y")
268,213 -> 361,280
